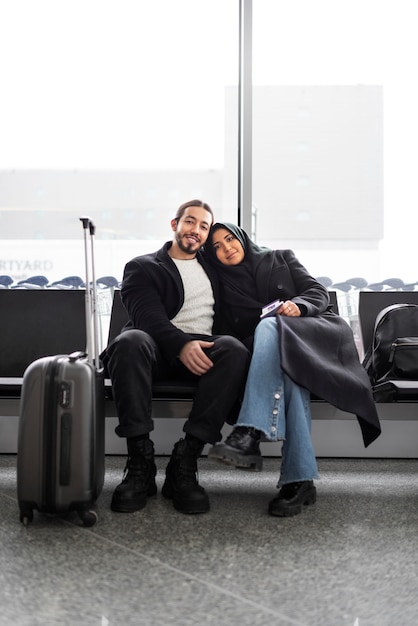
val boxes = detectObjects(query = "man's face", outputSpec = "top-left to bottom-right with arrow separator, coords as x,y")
171,206 -> 212,256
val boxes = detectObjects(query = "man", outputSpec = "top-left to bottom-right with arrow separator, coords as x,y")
102,200 -> 250,515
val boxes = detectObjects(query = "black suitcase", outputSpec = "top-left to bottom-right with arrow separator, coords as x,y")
17,217 -> 105,526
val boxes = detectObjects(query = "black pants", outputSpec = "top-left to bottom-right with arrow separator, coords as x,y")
102,330 -> 250,444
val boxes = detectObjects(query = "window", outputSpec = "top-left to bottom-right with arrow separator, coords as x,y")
252,0 -> 417,289
0,0 -> 238,282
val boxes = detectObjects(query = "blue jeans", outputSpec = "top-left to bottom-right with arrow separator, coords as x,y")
235,318 -> 319,485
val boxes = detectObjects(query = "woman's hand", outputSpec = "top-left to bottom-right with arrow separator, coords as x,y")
278,300 -> 301,317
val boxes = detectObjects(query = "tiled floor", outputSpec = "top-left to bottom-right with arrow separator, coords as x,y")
1,454 -> 418,626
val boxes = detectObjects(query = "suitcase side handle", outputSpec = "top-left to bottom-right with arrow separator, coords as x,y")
68,350 -> 87,362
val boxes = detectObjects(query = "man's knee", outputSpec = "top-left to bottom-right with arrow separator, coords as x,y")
214,335 -> 250,367
106,329 -> 156,366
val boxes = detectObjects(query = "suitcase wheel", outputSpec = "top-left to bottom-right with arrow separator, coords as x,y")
19,508 -> 34,526
78,509 -> 98,527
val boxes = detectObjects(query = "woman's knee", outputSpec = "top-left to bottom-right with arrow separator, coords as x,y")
256,317 -> 278,337
254,318 -> 280,349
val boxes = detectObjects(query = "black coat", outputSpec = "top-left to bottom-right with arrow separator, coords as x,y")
206,225 -> 381,448
120,241 -> 222,364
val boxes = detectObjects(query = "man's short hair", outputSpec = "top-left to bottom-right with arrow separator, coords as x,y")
175,200 -> 214,224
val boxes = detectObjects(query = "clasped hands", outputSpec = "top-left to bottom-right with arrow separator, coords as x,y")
179,340 -> 214,376
179,300 -> 300,376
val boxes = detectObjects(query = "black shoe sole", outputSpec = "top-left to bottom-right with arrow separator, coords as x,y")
268,487 -> 317,517
173,500 -> 210,515
162,481 -> 210,514
111,499 -> 147,513
208,445 -> 263,471
110,484 -> 157,513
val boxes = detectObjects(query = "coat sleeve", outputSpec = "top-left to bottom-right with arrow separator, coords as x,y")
121,254 -> 193,363
272,250 -> 330,316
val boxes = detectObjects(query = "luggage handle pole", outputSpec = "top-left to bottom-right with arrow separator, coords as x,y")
88,220 -> 100,367
80,216 -> 94,367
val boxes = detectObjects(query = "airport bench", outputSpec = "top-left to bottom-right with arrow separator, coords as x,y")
5,287 -> 417,458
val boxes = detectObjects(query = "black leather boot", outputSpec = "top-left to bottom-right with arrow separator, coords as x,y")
268,481 -> 317,517
207,426 -> 263,471
111,438 -> 157,513
162,437 -> 209,514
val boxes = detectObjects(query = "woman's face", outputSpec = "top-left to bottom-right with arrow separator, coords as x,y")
211,228 -> 245,265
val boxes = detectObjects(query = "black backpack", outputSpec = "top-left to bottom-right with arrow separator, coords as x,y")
363,303 -> 418,385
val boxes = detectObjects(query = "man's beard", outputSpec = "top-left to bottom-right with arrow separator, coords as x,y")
175,232 -> 200,255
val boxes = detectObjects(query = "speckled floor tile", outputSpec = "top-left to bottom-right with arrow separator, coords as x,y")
1,454 -> 418,626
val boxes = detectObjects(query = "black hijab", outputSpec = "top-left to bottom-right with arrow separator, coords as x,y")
205,222 -> 276,338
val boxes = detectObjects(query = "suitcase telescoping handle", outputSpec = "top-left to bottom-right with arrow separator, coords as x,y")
80,216 -> 100,369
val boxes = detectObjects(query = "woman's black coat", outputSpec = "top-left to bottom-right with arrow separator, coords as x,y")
205,224 -> 381,448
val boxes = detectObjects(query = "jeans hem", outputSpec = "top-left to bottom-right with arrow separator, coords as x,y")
234,421 -> 284,442
277,473 -> 320,487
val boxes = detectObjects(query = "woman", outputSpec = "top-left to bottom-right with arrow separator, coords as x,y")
205,223 -> 381,517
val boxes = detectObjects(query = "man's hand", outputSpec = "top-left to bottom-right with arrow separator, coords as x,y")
179,340 -> 215,375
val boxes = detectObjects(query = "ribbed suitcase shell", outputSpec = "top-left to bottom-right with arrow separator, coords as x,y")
17,353 -> 104,525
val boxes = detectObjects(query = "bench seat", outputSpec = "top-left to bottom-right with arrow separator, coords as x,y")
2,288 -> 418,457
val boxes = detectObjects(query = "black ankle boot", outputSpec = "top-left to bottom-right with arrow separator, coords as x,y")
207,426 -> 263,471
162,437 -> 209,514
268,481 -> 317,517
111,438 -> 157,513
